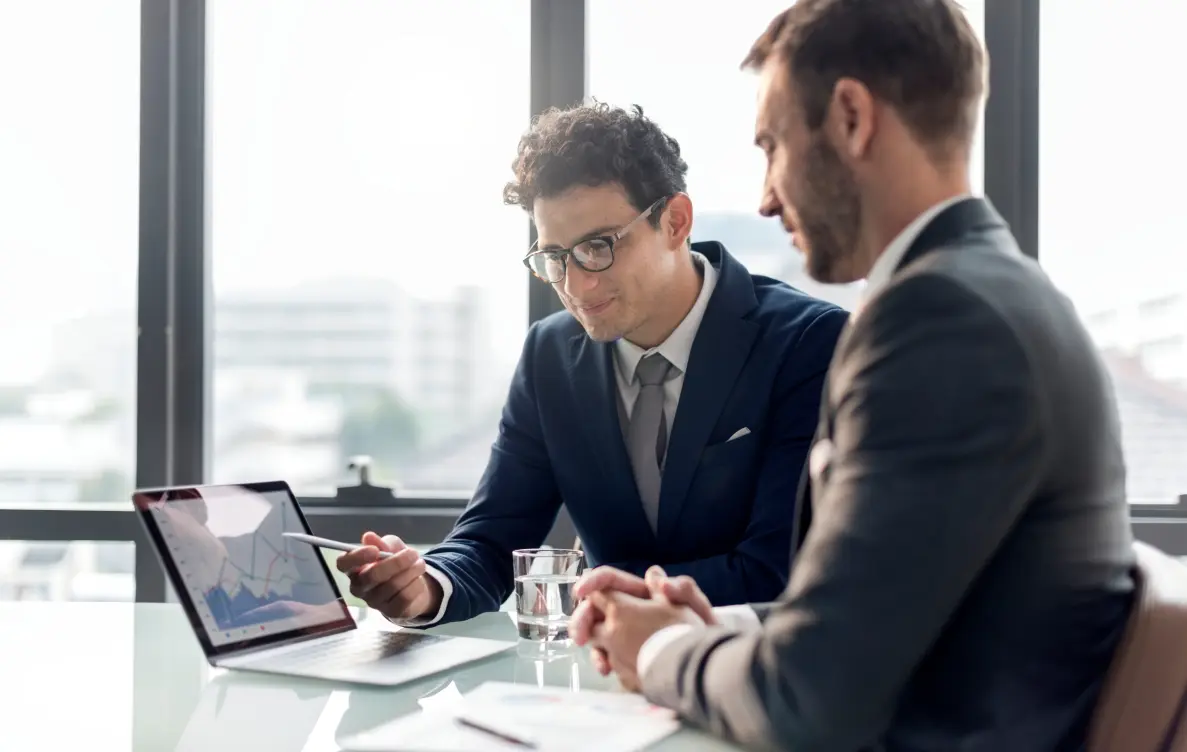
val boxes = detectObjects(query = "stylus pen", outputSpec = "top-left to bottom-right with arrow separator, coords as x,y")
281,532 -> 396,559
455,713 -> 540,749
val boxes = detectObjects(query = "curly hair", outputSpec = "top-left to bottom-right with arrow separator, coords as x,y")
503,102 -> 688,228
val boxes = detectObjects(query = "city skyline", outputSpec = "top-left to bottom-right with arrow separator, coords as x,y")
2,0 -> 1186,608
3,0 -> 1184,488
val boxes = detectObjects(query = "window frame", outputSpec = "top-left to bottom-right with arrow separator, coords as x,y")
3,0 -> 1180,603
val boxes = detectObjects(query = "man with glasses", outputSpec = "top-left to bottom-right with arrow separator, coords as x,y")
336,102 -> 847,627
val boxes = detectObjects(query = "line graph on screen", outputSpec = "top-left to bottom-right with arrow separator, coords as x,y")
163,496 -> 334,633
206,501 -> 329,630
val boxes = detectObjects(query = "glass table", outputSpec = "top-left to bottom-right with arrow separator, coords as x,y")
0,601 -> 741,751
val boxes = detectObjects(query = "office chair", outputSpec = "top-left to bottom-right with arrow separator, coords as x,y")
1088,541 -> 1187,751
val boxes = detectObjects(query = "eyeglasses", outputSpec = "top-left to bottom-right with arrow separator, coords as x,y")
522,196 -> 669,284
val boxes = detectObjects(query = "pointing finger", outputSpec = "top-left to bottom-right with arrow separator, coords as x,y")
336,546 -> 381,573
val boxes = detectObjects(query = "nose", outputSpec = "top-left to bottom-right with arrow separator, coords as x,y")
560,259 -> 600,299
758,188 -> 781,219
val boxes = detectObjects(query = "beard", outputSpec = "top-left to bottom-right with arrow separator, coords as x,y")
795,135 -> 863,284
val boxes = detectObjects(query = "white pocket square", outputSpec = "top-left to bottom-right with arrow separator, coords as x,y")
809,438 -> 834,481
727,427 -> 751,442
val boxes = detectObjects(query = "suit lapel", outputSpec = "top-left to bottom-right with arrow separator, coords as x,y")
792,436 -> 816,553
791,323 -> 848,554
565,334 -> 656,542
656,244 -> 760,540
793,378 -> 831,553
791,197 -> 1008,553
895,197 -> 1006,273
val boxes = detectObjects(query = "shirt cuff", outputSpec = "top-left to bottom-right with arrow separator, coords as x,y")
636,604 -> 759,678
385,563 -> 453,628
711,603 -> 761,631
637,624 -> 696,678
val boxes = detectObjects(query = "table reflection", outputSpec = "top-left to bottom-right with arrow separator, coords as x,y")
0,602 -> 735,751
513,638 -> 588,692
171,644 -> 604,749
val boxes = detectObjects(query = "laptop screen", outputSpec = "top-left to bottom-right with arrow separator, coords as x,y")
134,481 -> 354,657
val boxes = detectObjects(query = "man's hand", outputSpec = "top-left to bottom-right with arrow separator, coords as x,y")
585,590 -> 705,692
570,565 -> 716,679
335,532 -> 442,621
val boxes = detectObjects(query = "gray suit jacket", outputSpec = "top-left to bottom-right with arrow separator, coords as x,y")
642,198 -> 1136,752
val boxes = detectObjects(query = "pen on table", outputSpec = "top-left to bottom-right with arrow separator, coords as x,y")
455,713 -> 540,749
281,532 -> 396,559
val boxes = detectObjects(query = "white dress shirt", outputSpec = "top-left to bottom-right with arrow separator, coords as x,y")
398,251 -> 718,628
612,251 -> 718,451
854,194 -> 972,318
637,195 -> 973,678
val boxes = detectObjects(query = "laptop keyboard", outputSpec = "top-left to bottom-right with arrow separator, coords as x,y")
254,629 -> 445,672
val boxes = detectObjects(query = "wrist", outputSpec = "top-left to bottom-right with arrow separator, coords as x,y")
417,572 -> 444,618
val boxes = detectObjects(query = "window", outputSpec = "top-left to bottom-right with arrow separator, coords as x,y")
587,1 -> 986,312
209,2 -> 530,495
1138,295 -> 1183,321
0,0 -> 138,533
1039,2 -> 1187,504
0,541 -> 134,603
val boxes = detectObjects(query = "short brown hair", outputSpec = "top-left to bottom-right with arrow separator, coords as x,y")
503,102 -> 687,227
743,0 -> 986,157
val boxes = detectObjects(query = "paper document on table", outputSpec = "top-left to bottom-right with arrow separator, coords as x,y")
339,681 -> 680,752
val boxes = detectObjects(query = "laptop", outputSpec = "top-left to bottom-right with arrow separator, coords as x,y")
132,480 -> 514,686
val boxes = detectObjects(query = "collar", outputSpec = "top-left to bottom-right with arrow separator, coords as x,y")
862,194 -> 973,302
615,251 -> 718,379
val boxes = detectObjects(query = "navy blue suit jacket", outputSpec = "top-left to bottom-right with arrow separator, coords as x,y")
424,242 -> 847,623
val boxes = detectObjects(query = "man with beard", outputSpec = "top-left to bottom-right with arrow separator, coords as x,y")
570,1 -> 1136,750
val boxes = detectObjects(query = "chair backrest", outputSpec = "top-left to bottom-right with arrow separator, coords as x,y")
1088,541 -> 1187,752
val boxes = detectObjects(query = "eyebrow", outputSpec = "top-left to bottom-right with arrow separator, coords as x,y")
539,225 -> 620,251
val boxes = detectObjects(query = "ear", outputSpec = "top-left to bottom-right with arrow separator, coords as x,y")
663,192 -> 694,250
828,78 -> 877,160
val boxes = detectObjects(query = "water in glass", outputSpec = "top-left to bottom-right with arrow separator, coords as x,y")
514,572 -> 579,640
512,548 -> 583,642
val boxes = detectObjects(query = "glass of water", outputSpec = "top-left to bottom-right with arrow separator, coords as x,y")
513,548 -> 584,642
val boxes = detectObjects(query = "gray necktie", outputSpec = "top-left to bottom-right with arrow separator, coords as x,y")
628,353 -> 674,531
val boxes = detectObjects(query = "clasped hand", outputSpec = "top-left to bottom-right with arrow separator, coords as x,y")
569,565 -> 716,692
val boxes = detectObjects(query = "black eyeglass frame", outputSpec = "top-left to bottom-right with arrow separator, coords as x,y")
521,195 -> 671,283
